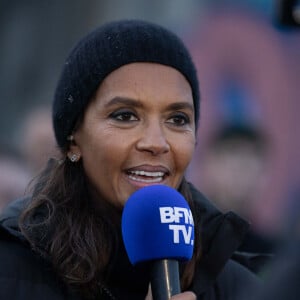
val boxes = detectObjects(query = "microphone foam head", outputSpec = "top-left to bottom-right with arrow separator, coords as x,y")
121,185 -> 194,265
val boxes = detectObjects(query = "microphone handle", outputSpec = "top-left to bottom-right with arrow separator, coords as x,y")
151,259 -> 181,300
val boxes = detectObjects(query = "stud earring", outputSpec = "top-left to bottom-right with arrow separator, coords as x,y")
67,135 -> 74,142
69,154 -> 79,162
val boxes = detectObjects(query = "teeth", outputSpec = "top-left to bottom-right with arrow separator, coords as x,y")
129,170 -> 165,177
127,170 -> 165,183
128,175 -> 163,183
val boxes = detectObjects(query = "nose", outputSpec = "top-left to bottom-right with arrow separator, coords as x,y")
136,121 -> 170,155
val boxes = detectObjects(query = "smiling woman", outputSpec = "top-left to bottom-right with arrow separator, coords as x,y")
0,20 -> 261,300
70,63 -> 196,208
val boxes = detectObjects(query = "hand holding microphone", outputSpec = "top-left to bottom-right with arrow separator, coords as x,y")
145,289 -> 196,300
121,185 -> 195,300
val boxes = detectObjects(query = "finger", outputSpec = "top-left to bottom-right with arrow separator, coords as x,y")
170,291 -> 196,300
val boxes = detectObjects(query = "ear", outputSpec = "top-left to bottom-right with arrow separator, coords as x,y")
67,135 -> 82,162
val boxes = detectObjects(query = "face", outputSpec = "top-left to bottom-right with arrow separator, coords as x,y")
69,63 -> 196,208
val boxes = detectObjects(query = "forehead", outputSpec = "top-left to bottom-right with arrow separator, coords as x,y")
95,62 -> 193,100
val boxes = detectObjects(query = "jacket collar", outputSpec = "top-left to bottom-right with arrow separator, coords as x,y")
188,183 -> 250,294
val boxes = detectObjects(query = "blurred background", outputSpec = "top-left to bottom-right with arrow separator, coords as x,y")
0,0 -> 299,242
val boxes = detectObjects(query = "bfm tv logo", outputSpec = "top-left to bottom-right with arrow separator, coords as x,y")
159,207 -> 194,245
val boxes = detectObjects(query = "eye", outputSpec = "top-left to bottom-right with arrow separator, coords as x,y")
167,112 -> 191,126
109,109 -> 138,122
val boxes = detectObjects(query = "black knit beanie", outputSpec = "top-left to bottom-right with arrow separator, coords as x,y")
52,19 -> 200,149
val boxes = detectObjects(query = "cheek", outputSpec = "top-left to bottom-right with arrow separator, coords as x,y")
79,132 -> 117,176
173,136 -> 195,169
85,137 -> 121,166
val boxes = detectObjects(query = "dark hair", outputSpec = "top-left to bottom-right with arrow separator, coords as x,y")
19,157 -> 201,298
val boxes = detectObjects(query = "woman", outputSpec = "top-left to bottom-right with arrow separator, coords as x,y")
0,20 -> 259,299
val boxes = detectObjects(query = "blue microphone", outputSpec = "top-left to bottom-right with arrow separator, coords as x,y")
122,185 -> 194,300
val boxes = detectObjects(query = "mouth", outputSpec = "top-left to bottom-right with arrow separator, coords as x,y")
127,170 -> 165,183
125,166 -> 169,184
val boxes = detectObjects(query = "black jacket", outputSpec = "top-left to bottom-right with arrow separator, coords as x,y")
0,183 -> 260,299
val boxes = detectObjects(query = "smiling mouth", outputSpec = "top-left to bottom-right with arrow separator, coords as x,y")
126,170 -> 166,183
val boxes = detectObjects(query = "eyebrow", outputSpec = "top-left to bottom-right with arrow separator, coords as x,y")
104,96 -> 194,112
167,102 -> 194,113
104,96 -> 143,108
